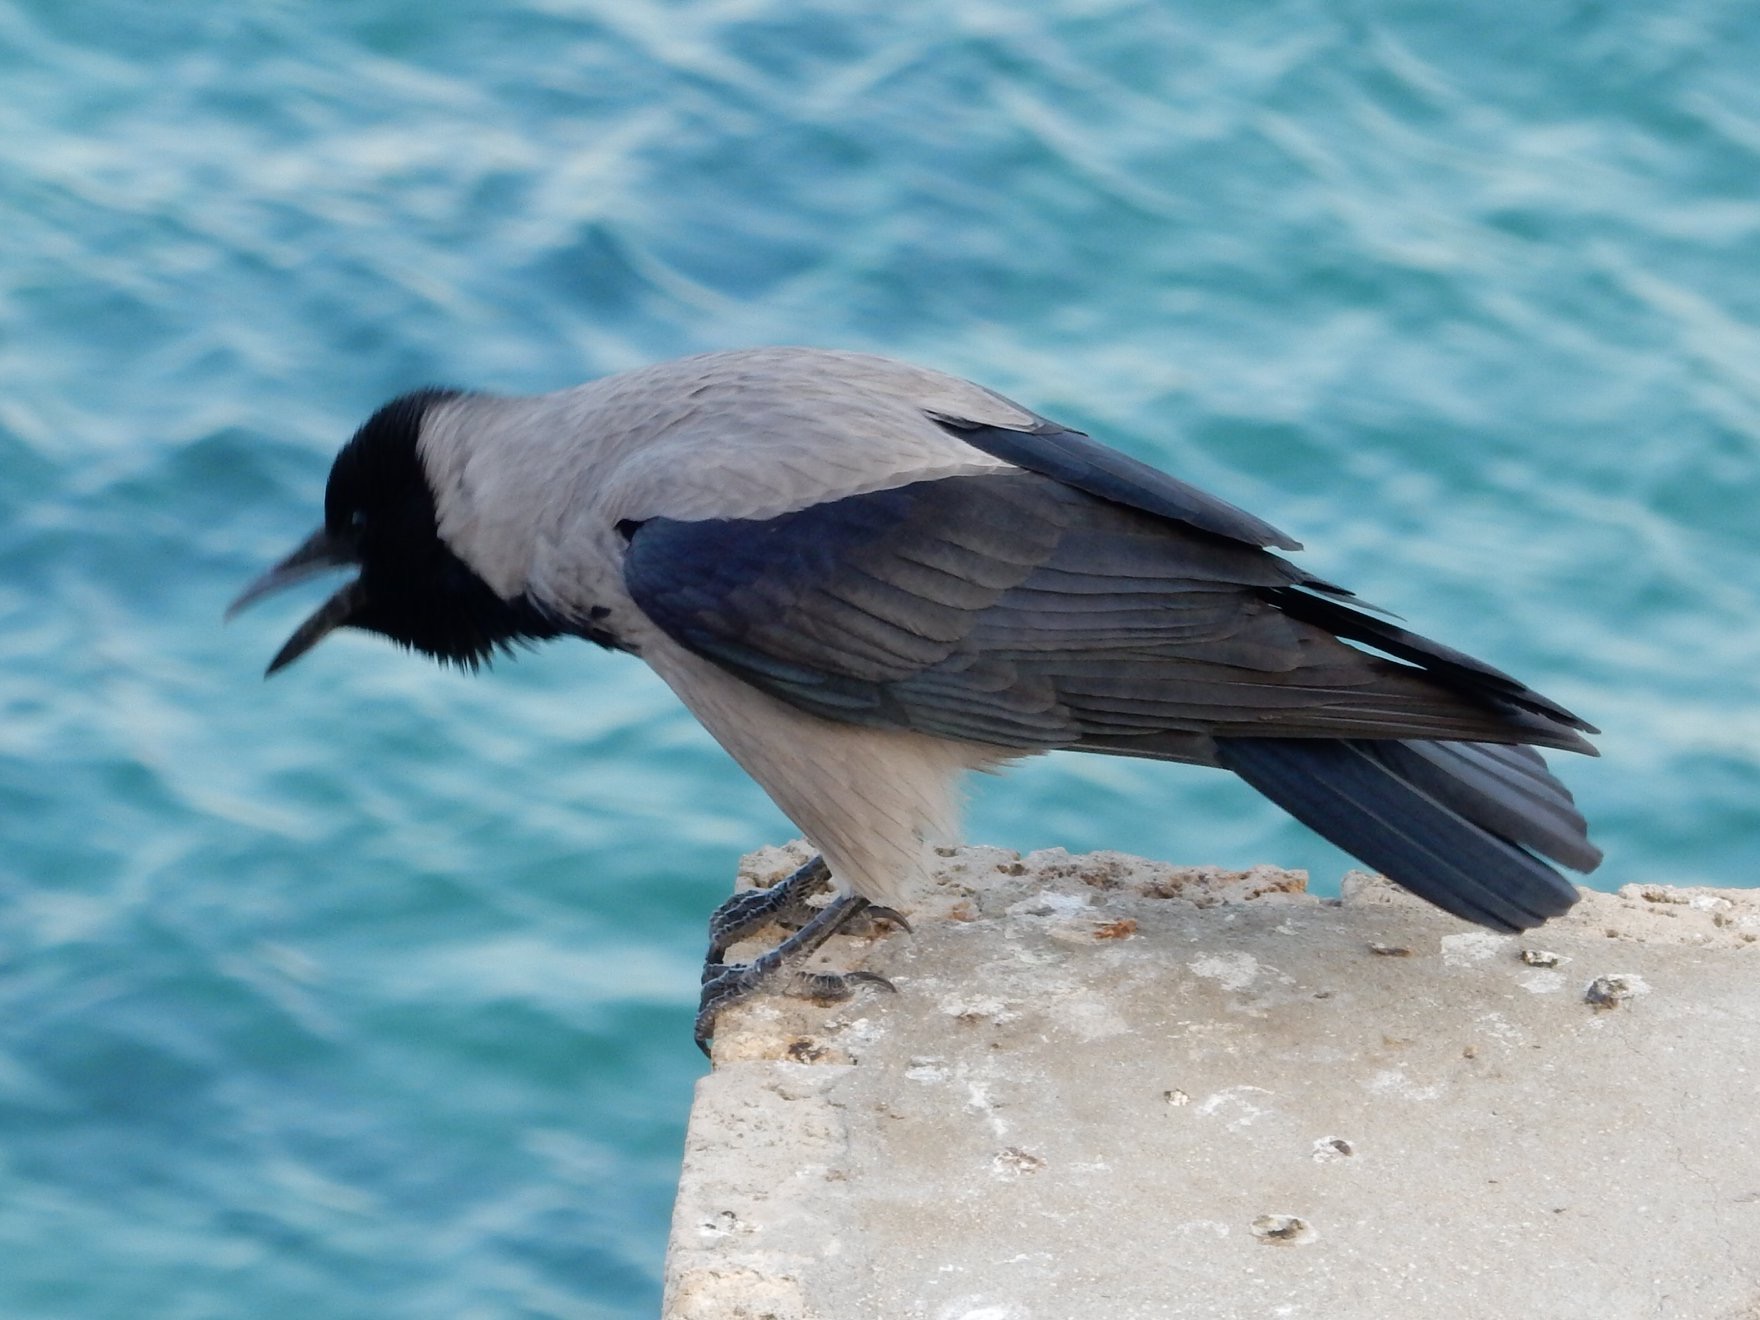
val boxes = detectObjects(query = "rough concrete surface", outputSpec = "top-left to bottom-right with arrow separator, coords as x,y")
664,844 -> 1760,1320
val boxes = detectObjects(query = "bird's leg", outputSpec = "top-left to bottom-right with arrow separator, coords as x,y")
695,891 -> 895,1054
705,854 -> 833,964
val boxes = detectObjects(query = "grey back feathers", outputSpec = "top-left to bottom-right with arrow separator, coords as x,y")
257,346 -> 1604,932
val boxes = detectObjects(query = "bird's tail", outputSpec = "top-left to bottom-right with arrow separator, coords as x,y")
1214,738 -> 1601,932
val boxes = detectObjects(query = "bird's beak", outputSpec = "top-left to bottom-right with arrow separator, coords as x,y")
226,527 -> 365,676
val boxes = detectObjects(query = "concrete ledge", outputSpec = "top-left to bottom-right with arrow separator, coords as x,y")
664,845 -> 1760,1320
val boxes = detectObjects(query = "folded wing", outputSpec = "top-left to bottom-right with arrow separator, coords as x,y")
623,433 -> 1600,931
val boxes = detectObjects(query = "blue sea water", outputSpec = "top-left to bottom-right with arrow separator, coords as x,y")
4,0 -> 1758,1314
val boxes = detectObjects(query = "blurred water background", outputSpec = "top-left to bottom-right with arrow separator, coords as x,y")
4,0 -> 1758,1314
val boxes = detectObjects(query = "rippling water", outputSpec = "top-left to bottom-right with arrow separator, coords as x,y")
5,1 -> 1758,1314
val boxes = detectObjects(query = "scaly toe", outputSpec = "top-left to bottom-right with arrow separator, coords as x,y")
693,890 -> 887,1054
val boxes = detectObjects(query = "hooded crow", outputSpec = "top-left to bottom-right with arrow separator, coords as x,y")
230,347 -> 1601,1048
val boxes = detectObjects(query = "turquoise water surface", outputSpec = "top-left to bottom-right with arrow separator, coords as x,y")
5,1 -> 1759,1315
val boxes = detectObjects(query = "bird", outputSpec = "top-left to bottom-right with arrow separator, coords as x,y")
229,346 -> 1602,1049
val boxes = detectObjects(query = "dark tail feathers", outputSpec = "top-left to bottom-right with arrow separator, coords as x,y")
1215,737 -> 1601,932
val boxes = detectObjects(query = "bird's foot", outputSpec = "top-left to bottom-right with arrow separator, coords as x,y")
705,853 -> 913,966
695,891 -> 896,1055
705,854 -> 833,963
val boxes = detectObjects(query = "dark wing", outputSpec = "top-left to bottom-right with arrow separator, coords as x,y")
625,469 -> 1592,753
624,466 -> 1600,931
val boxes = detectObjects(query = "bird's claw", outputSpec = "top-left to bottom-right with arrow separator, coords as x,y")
694,962 -> 893,1054
695,888 -> 894,1055
859,905 -> 912,935
705,854 -> 833,962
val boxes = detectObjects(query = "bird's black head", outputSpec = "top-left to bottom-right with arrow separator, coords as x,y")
229,388 -> 565,673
